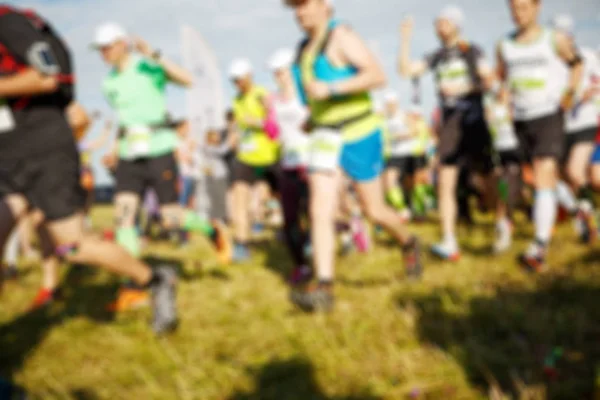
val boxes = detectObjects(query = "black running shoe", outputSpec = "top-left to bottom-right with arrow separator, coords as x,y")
290,284 -> 334,313
150,266 -> 179,335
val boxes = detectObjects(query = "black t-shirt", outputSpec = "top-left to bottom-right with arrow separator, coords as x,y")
424,43 -> 487,112
0,10 -> 74,159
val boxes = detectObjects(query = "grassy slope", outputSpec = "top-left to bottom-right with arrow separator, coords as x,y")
1,206 -> 599,400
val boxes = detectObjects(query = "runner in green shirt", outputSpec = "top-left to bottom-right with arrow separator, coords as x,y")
93,22 -> 231,272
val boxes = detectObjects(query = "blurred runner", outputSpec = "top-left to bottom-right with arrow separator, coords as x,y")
285,0 -> 422,313
497,0 -> 583,271
228,58 -> 280,261
92,22 -> 231,270
399,6 -> 496,261
0,6 -> 177,334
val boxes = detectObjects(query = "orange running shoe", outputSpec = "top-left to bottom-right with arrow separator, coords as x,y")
211,220 -> 232,265
107,288 -> 150,312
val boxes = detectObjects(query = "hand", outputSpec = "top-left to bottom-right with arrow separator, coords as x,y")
581,86 -> 600,103
560,89 -> 576,111
400,16 -> 414,38
305,81 -> 331,100
243,116 -> 262,128
102,153 -> 117,169
229,131 -> 240,146
132,36 -> 153,58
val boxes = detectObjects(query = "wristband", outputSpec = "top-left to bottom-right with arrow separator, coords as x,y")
151,50 -> 162,62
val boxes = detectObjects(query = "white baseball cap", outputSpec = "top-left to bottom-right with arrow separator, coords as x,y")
383,90 -> 399,104
229,58 -> 253,79
268,48 -> 295,71
437,5 -> 464,29
551,14 -> 574,35
92,22 -> 127,48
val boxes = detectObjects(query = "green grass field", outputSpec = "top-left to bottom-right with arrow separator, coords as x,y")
1,205 -> 600,399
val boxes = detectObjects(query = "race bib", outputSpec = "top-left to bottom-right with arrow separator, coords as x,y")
126,125 -> 151,158
239,131 -> 257,154
308,128 -> 343,172
0,100 -> 15,133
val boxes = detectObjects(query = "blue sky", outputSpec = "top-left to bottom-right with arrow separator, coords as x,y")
6,0 -> 600,185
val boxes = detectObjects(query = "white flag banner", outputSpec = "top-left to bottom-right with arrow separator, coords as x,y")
181,25 -> 225,218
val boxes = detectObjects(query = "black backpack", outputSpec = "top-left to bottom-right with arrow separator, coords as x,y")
0,5 -> 74,109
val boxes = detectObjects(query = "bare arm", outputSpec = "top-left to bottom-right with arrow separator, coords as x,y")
330,26 -> 387,94
0,68 -> 58,97
555,31 -> 583,95
86,120 -> 114,151
398,18 -> 428,78
134,37 -> 193,88
66,102 -> 91,137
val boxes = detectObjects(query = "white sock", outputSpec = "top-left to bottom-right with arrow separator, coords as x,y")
534,189 -> 557,244
4,229 -> 19,266
556,181 -> 577,213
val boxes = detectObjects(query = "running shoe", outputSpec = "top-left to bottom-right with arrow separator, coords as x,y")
232,243 -> 251,263
350,217 -> 370,253
30,288 -> 60,311
210,221 -> 232,265
575,200 -> 597,244
431,241 -> 460,262
339,231 -> 354,256
290,283 -> 334,313
150,266 -> 179,335
289,265 -> 313,286
107,287 -> 150,312
493,219 -> 513,254
519,240 -> 547,273
403,237 -> 423,280
252,222 -> 265,235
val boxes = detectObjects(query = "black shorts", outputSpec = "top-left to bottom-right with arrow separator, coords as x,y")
115,153 -> 179,205
514,112 -> 564,162
498,149 -> 523,167
562,126 -> 597,162
0,145 -> 86,221
232,159 -> 278,192
386,155 -> 427,175
438,105 -> 494,173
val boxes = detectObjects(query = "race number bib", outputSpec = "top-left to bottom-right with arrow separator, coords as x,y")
0,100 -> 15,133
308,128 -> 343,172
239,131 -> 257,154
126,125 -> 151,158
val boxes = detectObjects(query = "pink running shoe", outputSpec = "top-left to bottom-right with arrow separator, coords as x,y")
351,217 -> 370,253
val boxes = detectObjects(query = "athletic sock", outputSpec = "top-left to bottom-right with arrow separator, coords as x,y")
182,211 -> 215,237
556,180 -> 578,214
386,188 -> 405,210
317,280 -> 333,291
116,227 -> 141,257
534,188 -> 557,243
411,184 -> 428,215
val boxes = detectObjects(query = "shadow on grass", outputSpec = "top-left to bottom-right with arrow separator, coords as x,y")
229,358 -> 381,400
397,279 -> 600,399
0,264 -> 120,380
251,236 -> 295,283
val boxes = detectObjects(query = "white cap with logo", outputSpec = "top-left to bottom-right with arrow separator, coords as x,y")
229,58 -> 253,79
92,22 -> 128,48
268,49 -> 295,71
437,5 -> 464,30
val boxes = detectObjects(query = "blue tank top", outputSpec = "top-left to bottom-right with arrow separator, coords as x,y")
292,20 -> 357,104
